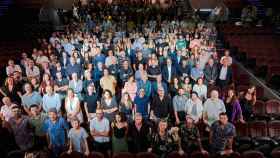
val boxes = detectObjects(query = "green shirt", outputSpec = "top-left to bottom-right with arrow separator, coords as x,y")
176,40 -> 186,50
29,113 -> 47,136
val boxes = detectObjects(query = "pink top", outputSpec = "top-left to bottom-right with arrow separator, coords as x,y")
122,82 -> 137,101
190,39 -> 201,49
0,105 -> 13,121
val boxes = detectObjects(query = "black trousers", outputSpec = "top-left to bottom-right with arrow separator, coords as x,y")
92,141 -> 111,157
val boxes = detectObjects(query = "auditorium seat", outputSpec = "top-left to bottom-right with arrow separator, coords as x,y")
113,152 -> 135,158
234,122 -> 251,151
242,150 -> 264,158
190,151 -> 209,158
229,152 -> 241,158
167,151 -> 188,158
249,121 -> 267,137
249,121 -> 273,147
271,150 -> 280,158
59,151 -> 83,158
7,150 -> 24,158
136,152 -> 157,158
89,152 -> 104,158
252,100 -> 267,120
265,100 -> 280,120
268,120 -> 280,144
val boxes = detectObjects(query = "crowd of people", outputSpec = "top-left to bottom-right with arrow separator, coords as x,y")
0,1 -> 259,158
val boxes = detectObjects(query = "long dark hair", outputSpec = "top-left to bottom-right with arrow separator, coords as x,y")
113,112 -> 127,123
226,88 -> 238,105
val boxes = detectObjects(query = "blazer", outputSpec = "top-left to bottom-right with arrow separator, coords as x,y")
204,63 -> 219,83
59,56 -> 70,68
161,65 -> 178,83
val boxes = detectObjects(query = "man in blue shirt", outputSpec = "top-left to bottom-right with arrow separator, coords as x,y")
119,60 -> 133,85
134,88 -> 150,119
62,39 -> 75,56
210,112 -> 236,156
43,108 -> 69,158
92,47 -> 106,66
132,38 -> 144,51
42,86 -> 61,113
191,62 -> 204,82
21,83 -> 43,116
66,57 -> 82,78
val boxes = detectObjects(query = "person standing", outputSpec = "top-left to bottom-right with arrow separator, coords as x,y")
84,85 -> 99,122
29,104 -> 47,149
186,92 -> 204,123
111,112 -> 129,152
0,97 -> 14,121
68,117 -> 90,156
210,112 -> 236,156
43,108 -> 69,158
203,90 -> 226,126
180,116 -> 206,156
68,73 -> 83,100
100,68 -> 117,96
90,108 -> 111,157
173,87 -> 188,125
134,88 -> 150,120
150,87 -> 172,122
119,93 -> 134,122
65,88 -> 84,123
122,75 -> 138,101
224,89 -> 244,123
128,113 -> 152,153
161,58 -> 177,84
21,83 -> 42,116
204,58 -> 219,85
218,59 -> 232,89
100,90 -> 118,121
7,105 -> 34,151
149,119 -> 177,158
42,85 -> 61,113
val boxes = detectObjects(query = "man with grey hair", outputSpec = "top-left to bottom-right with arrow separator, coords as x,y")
128,112 -> 152,153
150,86 -> 172,122
203,90 -> 226,126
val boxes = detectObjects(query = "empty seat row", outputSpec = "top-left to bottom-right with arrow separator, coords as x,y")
235,120 -> 280,139
60,151 -> 208,158
61,150 -> 280,158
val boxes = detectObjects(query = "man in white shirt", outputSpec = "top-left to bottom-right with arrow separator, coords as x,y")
220,50 -> 232,66
0,97 -> 13,121
36,50 -> 50,66
219,64 -> 228,81
90,108 -> 110,156
6,59 -> 22,76
25,59 -> 40,80
218,59 -> 232,89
